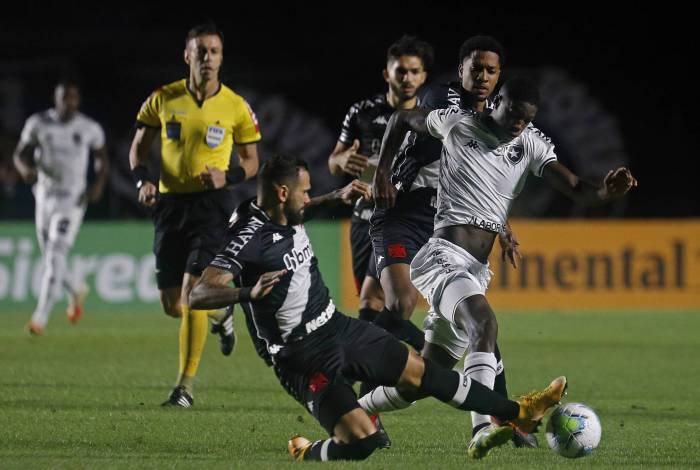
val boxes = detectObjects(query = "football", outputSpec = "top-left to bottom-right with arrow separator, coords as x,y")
545,403 -> 602,458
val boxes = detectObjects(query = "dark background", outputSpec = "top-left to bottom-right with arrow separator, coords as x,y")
0,4 -> 696,219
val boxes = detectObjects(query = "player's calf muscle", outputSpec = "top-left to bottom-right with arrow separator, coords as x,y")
396,350 -> 425,389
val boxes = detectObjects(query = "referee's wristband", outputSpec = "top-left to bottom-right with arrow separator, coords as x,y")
238,287 -> 252,303
131,165 -> 154,188
226,166 -> 247,186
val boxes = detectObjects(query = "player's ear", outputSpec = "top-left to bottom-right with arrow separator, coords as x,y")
382,68 -> 389,84
184,48 -> 190,66
458,63 -> 464,80
277,184 -> 289,203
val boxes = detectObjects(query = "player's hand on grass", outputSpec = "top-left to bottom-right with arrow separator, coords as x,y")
499,228 -> 521,269
373,165 -> 396,209
338,140 -> 370,177
339,179 -> 372,205
251,269 -> 287,300
138,181 -> 157,207
200,165 -> 227,190
602,167 -> 637,199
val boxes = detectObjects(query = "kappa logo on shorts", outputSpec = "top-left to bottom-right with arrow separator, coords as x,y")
388,244 -> 407,258
308,372 -> 329,393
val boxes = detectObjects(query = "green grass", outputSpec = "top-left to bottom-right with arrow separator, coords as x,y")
1,309 -> 699,469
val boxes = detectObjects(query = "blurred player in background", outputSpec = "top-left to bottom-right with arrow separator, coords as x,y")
129,23 -> 261,406
327,35 -> 433,333
13,80 -> 108,335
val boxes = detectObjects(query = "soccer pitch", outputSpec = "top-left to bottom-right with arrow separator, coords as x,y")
1,310 -> 699,469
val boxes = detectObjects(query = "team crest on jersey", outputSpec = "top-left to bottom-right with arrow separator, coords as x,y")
73,133 -> 82,145
206,125 -> 225,148
504,144 -> 525,164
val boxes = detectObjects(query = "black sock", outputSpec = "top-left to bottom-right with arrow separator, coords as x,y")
400,319 -> 425,351
374,308 -> 424,351
359,308 -> 380,322
418,358 -> 519,419
373,308 -> 402,332
303,432 -> 385,461
493,343 -> 508,398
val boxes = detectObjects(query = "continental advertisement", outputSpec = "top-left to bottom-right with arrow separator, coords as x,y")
1,220 -> 699,314
339,220 -> 700,312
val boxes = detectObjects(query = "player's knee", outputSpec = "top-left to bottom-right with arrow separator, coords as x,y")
159,293 -> 181,318
385,293 -> 417,319
455,297 -> 498,346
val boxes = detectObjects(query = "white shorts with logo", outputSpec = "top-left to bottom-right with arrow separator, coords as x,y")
35,193 -> 86,251
411,237 -> 492,359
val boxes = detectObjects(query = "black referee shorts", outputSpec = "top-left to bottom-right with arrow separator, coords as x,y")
274,313 -> 408,435
152,188 -> 235,290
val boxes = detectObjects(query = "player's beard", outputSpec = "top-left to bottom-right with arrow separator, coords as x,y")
285,206 -> 304,226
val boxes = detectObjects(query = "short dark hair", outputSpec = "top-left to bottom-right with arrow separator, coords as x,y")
387,35 -> 434,71
458,35 -> 505,66
185,23 -> 224,46
55,78 -> 80,92
502,76 -> 541,107
259,154 -> 309,189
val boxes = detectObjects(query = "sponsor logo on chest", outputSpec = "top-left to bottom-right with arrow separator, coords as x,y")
283,238 -> 315,272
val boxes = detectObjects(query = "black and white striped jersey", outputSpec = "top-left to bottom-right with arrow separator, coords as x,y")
210,199 -> 335,355
338,93 -> 396,178
391,82 -> 494,193
339,93 -> 401,218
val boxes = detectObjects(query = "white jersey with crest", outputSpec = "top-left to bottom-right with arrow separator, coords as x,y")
426,107 -> 557,233
19,109 -> 105,203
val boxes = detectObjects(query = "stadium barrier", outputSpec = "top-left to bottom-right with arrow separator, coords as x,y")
338,219 -> 700,311
1,220 -> 698,314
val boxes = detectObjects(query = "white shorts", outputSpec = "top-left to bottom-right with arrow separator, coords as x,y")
411,237 -> 492,357
423,311 -> 470,360
35,195 -> 85,250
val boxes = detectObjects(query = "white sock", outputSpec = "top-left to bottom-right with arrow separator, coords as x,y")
358,386 -> 413,415
31,243 -> 68,328
464,352 -> 498,430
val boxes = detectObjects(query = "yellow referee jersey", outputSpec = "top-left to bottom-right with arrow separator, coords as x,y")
136,79 -> 261,193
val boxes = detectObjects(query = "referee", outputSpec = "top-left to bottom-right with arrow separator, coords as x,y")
128,23 -> 261,406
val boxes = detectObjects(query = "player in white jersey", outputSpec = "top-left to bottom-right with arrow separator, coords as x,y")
13,80 -> 108,335
364,77 -> 636,458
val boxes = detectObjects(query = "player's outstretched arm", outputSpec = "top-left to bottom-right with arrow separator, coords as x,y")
302,180 -> 372,222
543,161 -> 637,206
189,267 -> 286,310
373,108 -> 431,209
129,127 -> 159,206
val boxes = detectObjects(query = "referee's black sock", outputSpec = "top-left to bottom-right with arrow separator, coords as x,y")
418,357 -> 519,420
358,308 -> 380,322
303,432 -> 386,461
